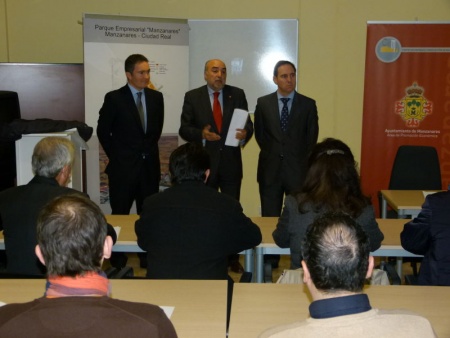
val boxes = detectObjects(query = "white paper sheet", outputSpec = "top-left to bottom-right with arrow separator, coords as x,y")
160,306 -> 175,318
225,109 -> 249,147
114,226 -> 121,239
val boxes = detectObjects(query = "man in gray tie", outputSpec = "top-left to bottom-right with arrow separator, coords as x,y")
97,54 -> 164,268
97,54 -> 164,216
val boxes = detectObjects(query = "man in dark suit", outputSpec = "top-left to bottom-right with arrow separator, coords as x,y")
255,60 -> 319,217
97,54 -> 164,215
179,59 -> 253,273
255,60 -> 318,268
136,143 -> 261,328
135,142 -> 261,279
0,137 -> 117,275
179,59 -> 253,201
401,190 -> 450,285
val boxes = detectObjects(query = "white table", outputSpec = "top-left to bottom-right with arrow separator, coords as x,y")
106,214 -> 254,273
0,214 -> 255,274
251,217 -> 422,283
380,190 -> 437,218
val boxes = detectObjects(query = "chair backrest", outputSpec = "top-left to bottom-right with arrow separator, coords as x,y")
389,145 -> 442,190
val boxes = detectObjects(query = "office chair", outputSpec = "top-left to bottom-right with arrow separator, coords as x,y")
382,145 -> 442,277
379,144 -> 442,219
389,145 -> 442,192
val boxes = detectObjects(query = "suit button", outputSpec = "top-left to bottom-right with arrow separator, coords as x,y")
279,154 -> 284,160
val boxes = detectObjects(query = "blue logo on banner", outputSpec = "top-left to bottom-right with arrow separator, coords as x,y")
375,37 -> 402,63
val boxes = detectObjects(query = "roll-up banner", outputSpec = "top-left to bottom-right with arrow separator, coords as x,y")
360,22 -> 450,215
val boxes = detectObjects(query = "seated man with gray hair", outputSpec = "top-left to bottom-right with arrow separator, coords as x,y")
0,136 -> 116,275
0,194 -> 177,337
259,212 -> 436,338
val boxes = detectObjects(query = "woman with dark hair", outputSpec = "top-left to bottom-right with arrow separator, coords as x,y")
272,138 -> 384,269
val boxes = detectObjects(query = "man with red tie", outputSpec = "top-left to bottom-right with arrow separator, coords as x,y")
179,59 -> 253,273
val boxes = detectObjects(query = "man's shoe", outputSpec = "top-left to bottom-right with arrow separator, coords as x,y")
229,260 -> 245,273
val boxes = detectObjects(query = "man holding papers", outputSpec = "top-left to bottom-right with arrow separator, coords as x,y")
179,59 -> 253,273
179,59 -> 253,202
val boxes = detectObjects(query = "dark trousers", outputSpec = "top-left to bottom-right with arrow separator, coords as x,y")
108,160 -> 160,215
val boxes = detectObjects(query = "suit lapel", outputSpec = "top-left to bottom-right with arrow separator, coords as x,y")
200,86 -> 218,132
269,92 -> 284,138
286,92 -> 301,133
221,86 -> 233,135
143,89 -> 155,134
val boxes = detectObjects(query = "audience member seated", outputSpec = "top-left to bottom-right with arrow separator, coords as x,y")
0,137 -> 116,275
135,142 -> 262,280
273,138 -> 384,269
136,142 -> 261,328
259,212 -> 436,338
401,190 -> 450,285
0,194 -> 177,337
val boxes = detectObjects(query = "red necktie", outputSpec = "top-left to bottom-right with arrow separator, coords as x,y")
213,92 -> 222,133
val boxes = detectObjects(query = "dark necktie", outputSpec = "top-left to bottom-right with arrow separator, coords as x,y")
136,92 -> 145,132
280,98 -> 290,132
213,92 -> 222,133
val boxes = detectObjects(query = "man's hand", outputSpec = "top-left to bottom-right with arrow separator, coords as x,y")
202,125 -> 221,141
235,128 -> 247,141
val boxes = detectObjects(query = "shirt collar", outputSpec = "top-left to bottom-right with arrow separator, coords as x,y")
29,175 -> 60,187
128,84 -> 142,96
207,86 -> 223,95
309,293 -> 372,319
277,90 -> 295,101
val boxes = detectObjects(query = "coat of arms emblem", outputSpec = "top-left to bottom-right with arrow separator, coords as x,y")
395,82 -> 432,127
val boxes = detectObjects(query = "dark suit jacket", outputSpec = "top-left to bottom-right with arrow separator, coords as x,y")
254,91 -> 319,190
97,84 -> 164,187
179,85 -> 253,183
0,176 -> 118,275
0,176 -> 83,274
401,191 -> 450,286
135,181 -> 262,280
